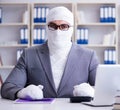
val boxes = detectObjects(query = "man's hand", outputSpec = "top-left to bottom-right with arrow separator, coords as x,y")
17,84 -> 44,100
73,83 -> 94,97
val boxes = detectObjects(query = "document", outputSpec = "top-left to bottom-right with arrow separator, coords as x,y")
14,98 -> 55,104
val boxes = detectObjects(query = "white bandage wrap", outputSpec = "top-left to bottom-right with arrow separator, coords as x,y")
46,6 -> 74,26
17,84 -> 44,100
73,83 -> 94,97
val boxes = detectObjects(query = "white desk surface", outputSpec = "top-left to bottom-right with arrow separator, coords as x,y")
0,98 -> 113,110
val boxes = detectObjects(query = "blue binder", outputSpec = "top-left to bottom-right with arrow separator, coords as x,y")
34,7 -> 39,23
0,8 -> 2,23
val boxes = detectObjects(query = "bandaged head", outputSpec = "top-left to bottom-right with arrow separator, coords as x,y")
46,6 -> 74,54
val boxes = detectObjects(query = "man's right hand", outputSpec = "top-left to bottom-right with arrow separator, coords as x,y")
17,84 -> 44,100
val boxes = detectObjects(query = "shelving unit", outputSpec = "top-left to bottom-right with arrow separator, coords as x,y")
0,3 -> 30,69
0,2 -> 120,81
75,3 -> 118,64
31,3 -> 74,46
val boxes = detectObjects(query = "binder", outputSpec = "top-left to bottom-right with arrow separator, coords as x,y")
100,7 -> 105,22
77,28 -> 89,44
38,7 -> 42,22
23,10 -> 29,24
84,28 -> 88,44
38,28 -> 41,44
112,7 -> 116,22
41,7 -> 45,22
104,49 -> 109,64
104,6 -> 108,22
41,28 -> 46,43
45,7 -> 50,22
33,28 -> 37,44
34,7 -> 38,23
24,28 -> 28,44
20,28 -> 28,44
108,49 -> 113,64
77,29 -> 80,44
108,6 -> 112,22
0,8 -> 2,23
20,28 -> 25,44
112,50 -> 116,64
80,28 -> 84,44
104,49 -> 116,64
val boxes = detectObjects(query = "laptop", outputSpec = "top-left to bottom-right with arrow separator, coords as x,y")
82,64 -> 120,107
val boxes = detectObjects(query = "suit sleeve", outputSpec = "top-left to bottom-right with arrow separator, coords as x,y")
1,50 -> 27,100
88,51 -> 99,86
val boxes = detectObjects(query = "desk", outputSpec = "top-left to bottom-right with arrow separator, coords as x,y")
0,98 -> 113,110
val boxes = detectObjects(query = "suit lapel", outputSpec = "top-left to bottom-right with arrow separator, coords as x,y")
57,44 -> 83,94
37,43 -> 56,93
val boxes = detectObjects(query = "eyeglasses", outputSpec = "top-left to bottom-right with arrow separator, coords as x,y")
48,22 -> 72,31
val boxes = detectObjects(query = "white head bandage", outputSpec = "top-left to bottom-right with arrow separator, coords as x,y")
46,6 -> 74,26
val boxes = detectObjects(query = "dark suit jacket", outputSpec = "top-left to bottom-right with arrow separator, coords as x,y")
1,43 -> 99,100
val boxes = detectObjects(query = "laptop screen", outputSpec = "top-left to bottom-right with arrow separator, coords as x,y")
93,64 -> 120,106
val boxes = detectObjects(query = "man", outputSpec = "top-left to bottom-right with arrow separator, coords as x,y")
1,6 -> 99,100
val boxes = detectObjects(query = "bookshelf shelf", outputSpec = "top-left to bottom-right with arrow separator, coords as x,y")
0,2 -> 120,81
0,66 -> 14,69
80,44 -> 116,48
0,3 -> 30,70
75,2 -> 118,64
33,23 -> 46,26
0,44 -> 29,47
0,23 -> 28,26
77,23 -> 116,26
31,3 -> 74,46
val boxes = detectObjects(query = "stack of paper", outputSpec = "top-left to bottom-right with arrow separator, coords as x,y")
113,93 -> 120,109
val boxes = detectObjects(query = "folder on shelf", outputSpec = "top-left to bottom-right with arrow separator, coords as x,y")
112,50 -> 116,64
34,7 -> 49,23
0,54 -> 3,66
41,7 -> 45,22
41,28 -> 46,43
38,28 -> 41,44
20,28 -> 28,44
100,6 -> 105,22
108,6 -> 112,22
104,6 -> 108,22
104,49 -> 116,64
77,28 -> 88,44
112,7 -> 116,22
25,28 -> 28,44
45,7 -> 50,22
84,28 -> 88,44
100,6 -> 116,23
79,28 -> 84,44
38,7 -> 41,22
103,31 -> 116,45
34,7 -> 38,23
33,28 -> 46,44
77,11 -> 85,24
0,74 -> 3,86
33,28 -> 38,44
23,10 -> 29,24
20,28 -> 24,44
0,7 -> 2,23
